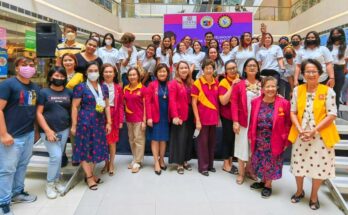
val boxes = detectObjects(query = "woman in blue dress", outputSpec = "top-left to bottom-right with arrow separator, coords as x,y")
146,64 -> 170,175
71,61 -> 111,190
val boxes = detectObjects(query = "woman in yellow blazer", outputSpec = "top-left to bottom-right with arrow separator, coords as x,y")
61,53 -> 84,90
288,59 -> 340,210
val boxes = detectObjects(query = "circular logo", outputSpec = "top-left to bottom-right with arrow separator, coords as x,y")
0,57 -> 7,66
218,15 -> 232,28
200,16 -> 214,29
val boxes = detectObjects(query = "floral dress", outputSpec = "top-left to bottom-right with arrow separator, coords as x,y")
72,83 -> 109,163
251,102 -> 283,181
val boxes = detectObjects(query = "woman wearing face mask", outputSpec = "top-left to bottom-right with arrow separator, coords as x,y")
137,44 -> 157,86
62,53 -> 84,90
146,64 -> 170,175
119,32 -> 138,86
231,24 -> 266,75
231,58 -> 262,184
75,38 -> 103,74
156,36 -> 173,68
98,33 -> 119,67
248,76 -> 291,199
219,60 -> 240,175
290,34 -> 303,53
0,57 -> 39,215
282,46 -> 298,99
205,47 -> 224,80
192,59 -> 219,176
173,42 -> 194,73
327,27 -> 348,108
168,61 -> 194,174
36,67 -> 72,199
191,41 -> 206,80
123,68 -> 147,173
71,61 -> 111,190
99,64 -> 123,176
294,31 -> 335,88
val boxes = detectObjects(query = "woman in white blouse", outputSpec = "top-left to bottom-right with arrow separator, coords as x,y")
156,36 -> 173,67
137,44 -> 157,86
98,33 -> 119,67
191,40 -> 206,80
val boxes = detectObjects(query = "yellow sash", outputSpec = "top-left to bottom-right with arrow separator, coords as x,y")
192,77 -> 217,110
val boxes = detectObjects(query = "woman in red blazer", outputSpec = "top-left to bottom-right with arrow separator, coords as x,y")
100,64 -> 124,176
248,76 -> 291,198
168,61 -> 194,174
231,58 -> 262,184
146,64 -> 170,175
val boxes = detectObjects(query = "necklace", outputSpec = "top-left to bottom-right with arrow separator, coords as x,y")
159,83 -> 167,99
245,80 -> 261,94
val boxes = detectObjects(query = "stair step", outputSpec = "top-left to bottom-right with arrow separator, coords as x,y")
335,140 -> 348,150
335,157 -> 348,169
27,155 -> 77,174
337,125 -> 348,135
331,177 -> 348,194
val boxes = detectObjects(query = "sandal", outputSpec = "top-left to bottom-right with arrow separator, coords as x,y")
309,199 -> 320,210
94,176 -> 104,184
236,175 -> 245,185
86,176 -> 98,190
183,164 -> 192,171
108,164 -> 115,176
101,164 -> 108,174
177,167 -> 184,175
291,191 -> 305,203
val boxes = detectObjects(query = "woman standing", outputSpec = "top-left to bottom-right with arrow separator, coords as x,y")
118,32 -> 138,86
191,41 -> 206,80
248,76 -> 291,198
219,60 -> 240,174
98,33 -> 119,67
231,58 -> 262,184
75,38 -> 103,74
137,44 -> 157,86
156,36 -> 173,67
192,59 -> 219,176
294,31 -> 335,88
205,47 -> 224,80
100,64 -> 123,176
220,41 -> 233,65
62,53 -> 84,90
289,59 -> 340,210
173,42 -> 194,72
146,64 -> 170,175
282,46 -> 298,99
327,27 -> 348,107
168,61 -> 194,174
123,68 -> 147,173
230,36 -> 239,50
71,62 -> 111,190
37,67 -> 72,199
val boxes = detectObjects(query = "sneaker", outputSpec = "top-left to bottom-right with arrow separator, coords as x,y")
250,182 -> 265,190
0,204 -> 13,215
46,182 -> 58,199
11,191 -> 37,203
261,187 -> 272,198
54,181 -> 66,194
131,163 -> 141,173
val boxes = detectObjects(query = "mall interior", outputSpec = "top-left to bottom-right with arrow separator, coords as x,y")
1,0 -> 348,215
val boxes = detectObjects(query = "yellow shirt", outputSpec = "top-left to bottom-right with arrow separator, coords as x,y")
66,73 -> 84,90
55,41 -> 85,58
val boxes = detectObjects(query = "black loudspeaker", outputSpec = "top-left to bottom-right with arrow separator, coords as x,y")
36,23 -> 62,58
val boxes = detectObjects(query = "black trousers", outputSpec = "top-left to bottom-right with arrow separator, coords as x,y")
334,64 -> 345,109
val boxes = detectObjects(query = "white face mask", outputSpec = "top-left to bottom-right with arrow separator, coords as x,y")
105,39 -> 113,46
66,32 -> 76,41
88,72 -> 99,81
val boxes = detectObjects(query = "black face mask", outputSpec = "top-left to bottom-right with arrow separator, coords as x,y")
279,44 -> 287,49
291,41 -> 300,46
284,53 -> 293,59
306,39 -> 317,46
332,35 -> 342,42
52,78 -> 66,87
153,40 -> 160,46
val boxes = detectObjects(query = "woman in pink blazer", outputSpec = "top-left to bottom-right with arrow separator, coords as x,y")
231,58 -> 262,184
146,64 -> 170,175
248,76 -> 291,198
100,64 -> 124,176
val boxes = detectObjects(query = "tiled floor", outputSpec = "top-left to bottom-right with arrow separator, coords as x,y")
14,155 -> 343,215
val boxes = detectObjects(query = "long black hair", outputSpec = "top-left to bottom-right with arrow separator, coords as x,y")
304,31 -> 321,49
327,27 -> 347,60
242,58 -> 261,81
160,35 -> 172,56
101,33 -> 116,48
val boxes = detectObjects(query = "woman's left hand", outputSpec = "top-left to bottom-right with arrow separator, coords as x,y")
301,129 -> 316,142
106,123 -> 112,135
327,79 -> 335,88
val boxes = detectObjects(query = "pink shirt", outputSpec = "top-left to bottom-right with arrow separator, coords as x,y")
123,83 -> 146,123
191,77 -> 219,126
168,79 -> 190,121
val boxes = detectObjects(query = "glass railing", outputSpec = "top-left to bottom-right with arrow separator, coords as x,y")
290,0 -> 322,19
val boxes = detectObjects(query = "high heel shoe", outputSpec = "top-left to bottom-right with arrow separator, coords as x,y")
155,170 -> 162,175
309,199 -> 320,210
291,191 -> 305,203
86,176 -> 98,190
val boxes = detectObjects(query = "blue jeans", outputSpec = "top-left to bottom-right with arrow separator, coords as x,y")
40,129 -> 69,183
122,73 -> 129,86
0,131 -> 34,205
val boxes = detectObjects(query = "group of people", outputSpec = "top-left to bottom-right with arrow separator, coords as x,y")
0,22 -> 347,215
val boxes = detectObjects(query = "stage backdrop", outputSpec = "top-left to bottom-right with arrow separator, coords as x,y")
164,12 -> 253,45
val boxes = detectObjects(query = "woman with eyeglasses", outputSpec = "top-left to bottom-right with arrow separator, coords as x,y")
289,59 -> 340,210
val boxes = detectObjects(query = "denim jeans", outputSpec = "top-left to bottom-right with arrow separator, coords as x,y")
0,131 -> 34,205
122,73 -> 129,87
40,128 -> 70,183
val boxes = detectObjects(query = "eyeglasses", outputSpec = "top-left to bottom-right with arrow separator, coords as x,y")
246,65 -> 258,68
304,71 -> 319,75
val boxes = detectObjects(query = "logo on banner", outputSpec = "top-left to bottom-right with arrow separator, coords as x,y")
200,16 -> 214,29
182,16 -> 197,29
218,15 -> 232,28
